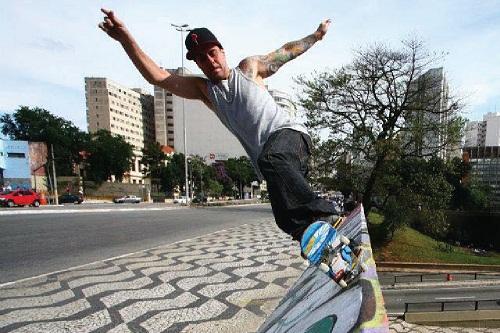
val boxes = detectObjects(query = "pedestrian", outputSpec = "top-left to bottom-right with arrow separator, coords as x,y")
98,9 -> 339,254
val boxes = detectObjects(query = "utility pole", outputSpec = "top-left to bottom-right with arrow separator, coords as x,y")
171,23 -> 190,205
51,144 -> 59,205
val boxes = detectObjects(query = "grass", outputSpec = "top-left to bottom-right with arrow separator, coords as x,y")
368,212 -> 500,265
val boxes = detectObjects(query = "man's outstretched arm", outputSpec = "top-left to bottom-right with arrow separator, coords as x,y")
98,8 -> 206,101
239,19 -> 331,80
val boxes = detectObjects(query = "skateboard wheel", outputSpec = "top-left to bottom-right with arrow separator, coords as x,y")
340,235 -> 350,245
302,260 -> 310,268
338,279 -> 348,288
319,263 -> 330,273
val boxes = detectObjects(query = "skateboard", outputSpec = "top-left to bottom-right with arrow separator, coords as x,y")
301,221 -> 368,288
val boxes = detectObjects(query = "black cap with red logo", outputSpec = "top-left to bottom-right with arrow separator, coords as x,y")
185,28 -> 223,60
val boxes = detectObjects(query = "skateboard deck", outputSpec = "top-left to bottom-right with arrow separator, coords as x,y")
258,204 -> 389,333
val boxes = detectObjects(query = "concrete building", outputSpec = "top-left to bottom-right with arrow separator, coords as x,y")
268,87 -> 297,118
85,77 -> 155,184
465,112 -> 500,147
153,68 -> 299,164
463,112 -> 500,209
0,140 -> 48,191
407,67 -> 459,159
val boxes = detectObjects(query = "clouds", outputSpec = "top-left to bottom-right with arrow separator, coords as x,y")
30,37 -> 74,52
0,0 -> 499,130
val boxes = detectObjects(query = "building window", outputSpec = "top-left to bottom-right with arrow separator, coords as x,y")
7,152 -> 25,158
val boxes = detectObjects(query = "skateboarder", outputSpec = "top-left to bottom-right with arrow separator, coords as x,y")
98,8 -> 338,245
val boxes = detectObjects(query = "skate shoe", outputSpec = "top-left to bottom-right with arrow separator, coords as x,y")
300,221 -> 347,265
300,221 -> 365,288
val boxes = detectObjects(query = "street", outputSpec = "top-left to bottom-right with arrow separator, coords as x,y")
0,203 -> 274,284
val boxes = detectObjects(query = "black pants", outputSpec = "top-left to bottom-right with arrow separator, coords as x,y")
257,129 -> 338,241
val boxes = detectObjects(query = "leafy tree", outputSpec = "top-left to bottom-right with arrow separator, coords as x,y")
188,155 -> 210,198
1,106 -> 89,175
380,157 -> 453,239
161,153 -> 185,195
297,39 -> 464,212
140,142 -> 167,192
445,157 -> 490,211
212,161 -> 233,196
85,130 -> 134,183
206,179 -> 223,198
224,156 -> 257,198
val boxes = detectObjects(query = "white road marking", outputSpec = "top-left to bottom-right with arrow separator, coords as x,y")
0,206 -> 183,216
435,296 -> 476,300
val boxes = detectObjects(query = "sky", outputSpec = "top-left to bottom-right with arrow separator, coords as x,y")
0,0 -> 499,131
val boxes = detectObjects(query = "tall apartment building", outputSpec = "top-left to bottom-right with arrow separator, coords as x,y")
268,87 -> 297,118
465,112 -> 500,147
406,67 -> 461,159
153,68 -> 299,164
85,77 -> 155,184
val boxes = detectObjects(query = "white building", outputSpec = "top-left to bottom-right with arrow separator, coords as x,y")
464,112 -> 500,147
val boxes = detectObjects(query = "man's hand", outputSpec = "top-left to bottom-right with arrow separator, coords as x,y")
98,8 -> 129,43
314,19 -> 331,40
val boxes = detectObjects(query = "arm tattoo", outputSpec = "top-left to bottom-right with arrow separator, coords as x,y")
263,33 -> 318,76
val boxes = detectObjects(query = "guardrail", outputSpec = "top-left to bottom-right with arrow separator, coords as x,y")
377,261 -> 500,272
405,299 -> 500,313
391,272 -> 500,284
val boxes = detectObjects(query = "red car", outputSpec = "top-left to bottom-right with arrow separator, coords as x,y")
0,189 -> 41,207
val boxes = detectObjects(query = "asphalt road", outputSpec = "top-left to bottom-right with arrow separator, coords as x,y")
0,203 -> 274,284
383,284 -> 500,314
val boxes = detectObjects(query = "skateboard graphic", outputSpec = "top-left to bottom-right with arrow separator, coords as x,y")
301,220 -> 368,288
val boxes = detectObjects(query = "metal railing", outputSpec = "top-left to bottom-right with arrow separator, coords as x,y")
404,299 -> 500,313
390,272 -> 500,285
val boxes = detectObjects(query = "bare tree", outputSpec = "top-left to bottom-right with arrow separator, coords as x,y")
297,39 -> 464,212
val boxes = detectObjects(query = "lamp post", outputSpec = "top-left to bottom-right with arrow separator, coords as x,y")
171,23 -> 190,205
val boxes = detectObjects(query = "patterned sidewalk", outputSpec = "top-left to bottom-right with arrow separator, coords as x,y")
0,219 -> 497,332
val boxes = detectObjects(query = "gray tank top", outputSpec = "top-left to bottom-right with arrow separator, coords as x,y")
206,67 -> 308,179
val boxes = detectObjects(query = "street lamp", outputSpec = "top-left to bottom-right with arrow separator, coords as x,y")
171,23 -> 190,205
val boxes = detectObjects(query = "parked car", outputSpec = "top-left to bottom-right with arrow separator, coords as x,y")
0,189 -> 41,207
59,194 -> 83,204
173,196 -> 187,204
113,195 -> 141,204
192,195 -> 208,204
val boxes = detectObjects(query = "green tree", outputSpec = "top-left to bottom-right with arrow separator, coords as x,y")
162,153 -> 185,195
188,155 -> 210,198
224,156 -> 257,199
379,157 -> 453,240
85,130 -> 134,183
206,179 -> 223,198
1,106 -> 89,175
445,157 -> 490,211
140,142 -> 167,193
297,39 -> 464,213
